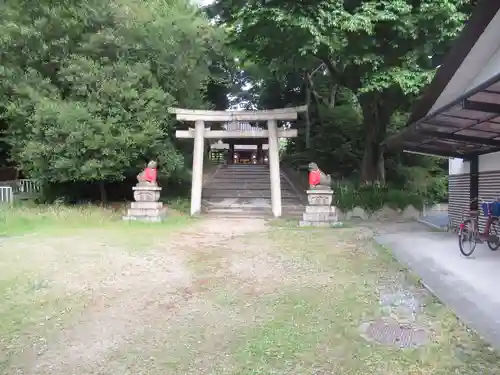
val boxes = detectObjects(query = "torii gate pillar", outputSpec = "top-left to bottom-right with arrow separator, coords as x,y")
267,120 -> 281,217
191,120 -> 205,215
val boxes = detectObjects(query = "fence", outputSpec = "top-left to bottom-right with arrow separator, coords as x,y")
0,179 -> 41,203
0,186 -> 14,204
17,179 -> 41,195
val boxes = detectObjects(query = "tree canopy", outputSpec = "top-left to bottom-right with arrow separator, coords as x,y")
0,0 -> 478,203
0,0 -> 225,199
209,0 -> 471,185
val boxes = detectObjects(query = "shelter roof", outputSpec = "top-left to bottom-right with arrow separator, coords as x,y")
388,74 -> 500,157
387,0 -> 500,158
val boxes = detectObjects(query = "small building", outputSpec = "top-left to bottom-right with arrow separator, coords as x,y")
208,122 -> 270,164
388,0 -> 500,229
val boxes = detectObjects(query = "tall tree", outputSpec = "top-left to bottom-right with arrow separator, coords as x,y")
210,0 -> 471,182
0,0 -> 223,200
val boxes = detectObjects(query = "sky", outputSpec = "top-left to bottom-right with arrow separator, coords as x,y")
198,0 -> 214,6
195,0 -> 252,111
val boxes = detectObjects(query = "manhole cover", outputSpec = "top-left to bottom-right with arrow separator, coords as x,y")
360,318 -> 428,348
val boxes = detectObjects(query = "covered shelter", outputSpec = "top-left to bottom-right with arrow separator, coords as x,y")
386,0 -> 500,228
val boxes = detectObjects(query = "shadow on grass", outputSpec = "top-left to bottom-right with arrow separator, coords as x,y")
0,198 -> 195,237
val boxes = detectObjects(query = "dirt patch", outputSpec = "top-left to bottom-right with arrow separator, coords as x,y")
225,235 -> 340,291
6,217 -> 267,375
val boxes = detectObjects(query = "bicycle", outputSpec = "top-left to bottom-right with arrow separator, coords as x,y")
458,198 -> 500,257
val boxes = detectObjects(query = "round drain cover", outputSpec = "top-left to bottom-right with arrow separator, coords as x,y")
361,318 -> 428,348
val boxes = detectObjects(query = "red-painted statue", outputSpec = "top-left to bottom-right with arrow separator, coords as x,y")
308,162 -> 331,189
309,168 -> 321,187
137,160 -> 158,186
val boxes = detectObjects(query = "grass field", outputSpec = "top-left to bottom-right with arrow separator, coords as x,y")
0,205 -> 499,374
0,199 -> 192,237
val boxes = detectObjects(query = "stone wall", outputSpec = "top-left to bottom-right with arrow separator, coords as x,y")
339,205 -> 421,221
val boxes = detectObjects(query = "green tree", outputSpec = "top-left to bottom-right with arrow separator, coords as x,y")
210,0 -> 470,182
0,0 -> 222,200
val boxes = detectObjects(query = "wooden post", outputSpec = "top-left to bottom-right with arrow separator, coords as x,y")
229,143 -> 235,164
267,120 -> 282,217
191,120 -> 205,215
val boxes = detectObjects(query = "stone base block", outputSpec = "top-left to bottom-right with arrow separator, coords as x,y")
122,215 -> 164,223
126,208 -> 166,217
302,212 -> 338,222
300,199 -> 341,227
306,189 -> 333,206
305,205 -> 336,214
133,185 -> 162,202
299,220 -> 343,228
123,200 -> 166,222
130,201 -> 163,209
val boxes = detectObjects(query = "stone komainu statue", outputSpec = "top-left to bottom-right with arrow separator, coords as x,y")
308,162 -> 331,189
137,160 -> 158,186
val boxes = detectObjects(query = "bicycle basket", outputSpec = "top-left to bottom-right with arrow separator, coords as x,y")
493,202 -> 500,216
481,202 -> 491,216
481,201 -> 500,216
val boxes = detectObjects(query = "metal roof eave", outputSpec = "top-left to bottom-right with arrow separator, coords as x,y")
386,71 -> 500,156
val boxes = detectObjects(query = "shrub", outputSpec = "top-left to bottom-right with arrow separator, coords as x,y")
333,183 -> 424,213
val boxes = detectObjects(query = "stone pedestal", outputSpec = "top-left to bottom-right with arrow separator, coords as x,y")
299,189 -> 342,227
123,185 -> 166,222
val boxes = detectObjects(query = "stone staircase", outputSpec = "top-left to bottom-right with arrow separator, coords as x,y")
202,164 -> 305,217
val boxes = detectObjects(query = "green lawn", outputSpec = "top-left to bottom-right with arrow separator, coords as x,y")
0,207 -> 499,374
0,200 -> 192,237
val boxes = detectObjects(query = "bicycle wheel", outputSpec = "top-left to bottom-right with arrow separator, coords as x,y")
487,217 -> 500,251
458,219 -> 477,257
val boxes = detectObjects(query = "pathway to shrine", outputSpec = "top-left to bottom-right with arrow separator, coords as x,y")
202,163 -> 305,217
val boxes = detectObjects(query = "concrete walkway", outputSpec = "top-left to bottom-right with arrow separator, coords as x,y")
376,221 -> 500,349
419,211 -> 449,230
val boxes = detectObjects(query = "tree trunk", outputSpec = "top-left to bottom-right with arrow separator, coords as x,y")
304,73 -> 312,149
329,85 -> 337,108
359,94 -> 389,184
98,181 -> 107,204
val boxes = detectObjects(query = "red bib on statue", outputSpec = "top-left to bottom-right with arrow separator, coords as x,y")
309,170 -> 321,186
144,167 -> 157,183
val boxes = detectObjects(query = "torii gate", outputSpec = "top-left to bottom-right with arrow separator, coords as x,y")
168,106 -> 307,217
